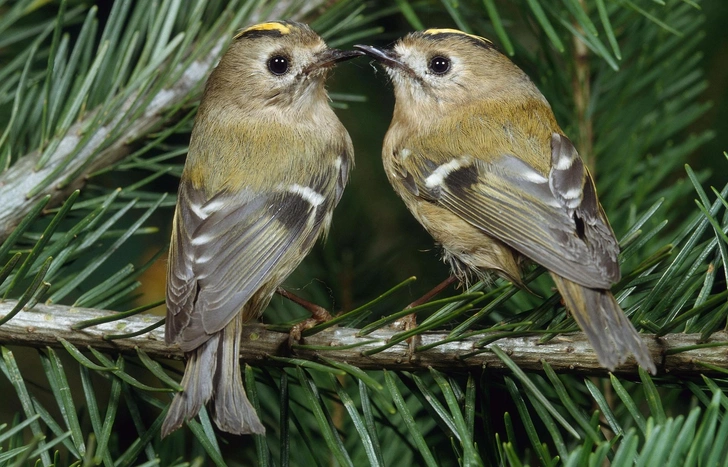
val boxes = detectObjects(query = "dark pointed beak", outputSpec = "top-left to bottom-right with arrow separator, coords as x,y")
308,48 -> 364,72
353,44 -> 405,69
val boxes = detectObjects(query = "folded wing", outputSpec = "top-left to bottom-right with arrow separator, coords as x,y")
166,156 -> 348,351
399,133 -> 619,289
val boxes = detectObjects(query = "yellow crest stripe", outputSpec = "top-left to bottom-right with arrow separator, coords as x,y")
234,22 -> 292,39
423,28 -> 492,45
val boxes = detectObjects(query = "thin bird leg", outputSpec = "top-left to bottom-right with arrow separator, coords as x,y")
276,287 -> 332,343
393,275 -> 458,359
407,275 -> 459,310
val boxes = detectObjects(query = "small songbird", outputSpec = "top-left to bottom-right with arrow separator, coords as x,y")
355,30 -> 655,373
162,21 -> 360,437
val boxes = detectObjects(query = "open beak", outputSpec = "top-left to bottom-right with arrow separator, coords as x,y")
307,48 -> 364,72
353,44 -> 405,70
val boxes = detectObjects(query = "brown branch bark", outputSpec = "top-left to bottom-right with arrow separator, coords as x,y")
572,3 -> 594,171
1,300 -> 727,377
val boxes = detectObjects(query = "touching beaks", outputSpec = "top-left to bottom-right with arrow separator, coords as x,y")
353,44 -> 405,69
307,48 -> 365,72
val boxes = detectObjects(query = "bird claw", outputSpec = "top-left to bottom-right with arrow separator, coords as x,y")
288,312 -> 332,347
277,287 -> 333,347
391,313 -> 420,361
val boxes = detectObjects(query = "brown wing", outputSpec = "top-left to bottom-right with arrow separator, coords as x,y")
398,133 -> 619,289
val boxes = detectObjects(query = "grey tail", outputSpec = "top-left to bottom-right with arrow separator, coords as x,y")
212,312 -> 265,434
551,273 -> 656,374
161,333 -> 220,438
161,313 -> 265,437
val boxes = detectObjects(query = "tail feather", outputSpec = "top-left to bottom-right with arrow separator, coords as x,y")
213,313 -> 265,434
162,333 -> 220,438
161,313 -> 265,437
551,273 -> 656,374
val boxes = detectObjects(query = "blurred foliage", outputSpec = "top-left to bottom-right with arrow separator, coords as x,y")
0,0 -> 726,465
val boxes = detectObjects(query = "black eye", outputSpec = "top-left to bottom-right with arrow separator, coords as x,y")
267,55 -> 289,75
428,56 -> 451,75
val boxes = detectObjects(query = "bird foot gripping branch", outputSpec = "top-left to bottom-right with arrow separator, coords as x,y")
276,287 -> 333,344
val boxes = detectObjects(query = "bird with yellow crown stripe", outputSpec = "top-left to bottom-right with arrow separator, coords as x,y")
355,29 -> 656,373
162,21 -> 361,437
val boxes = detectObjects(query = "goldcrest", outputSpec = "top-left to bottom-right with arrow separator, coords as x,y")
355,29 -> 655,373
163,21 -> 360,437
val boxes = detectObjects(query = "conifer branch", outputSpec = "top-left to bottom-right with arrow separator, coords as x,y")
2,299 -> 726,377
0,0 -> 326,243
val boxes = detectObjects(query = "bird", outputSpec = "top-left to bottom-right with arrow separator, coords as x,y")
354,29 -> 656,374
162,21 -> 360,437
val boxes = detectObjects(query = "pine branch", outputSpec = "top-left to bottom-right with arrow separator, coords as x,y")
2,299 -> 727,377
571,15 -> 593,171
0,0 -> 327,243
